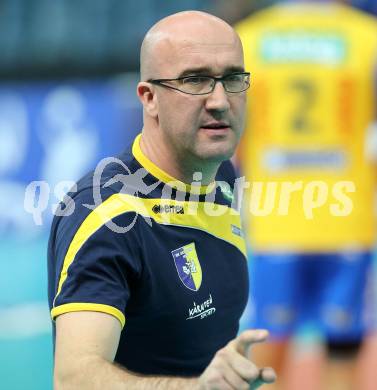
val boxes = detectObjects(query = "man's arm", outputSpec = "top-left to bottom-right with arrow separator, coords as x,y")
54,311 -> 197,390
54,311 -> 275,390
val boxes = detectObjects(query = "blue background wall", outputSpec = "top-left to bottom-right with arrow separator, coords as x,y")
0,77 -> 142,389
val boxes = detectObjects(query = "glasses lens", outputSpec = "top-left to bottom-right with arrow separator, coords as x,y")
179,76 -> 214,94
224,74 -> 250,93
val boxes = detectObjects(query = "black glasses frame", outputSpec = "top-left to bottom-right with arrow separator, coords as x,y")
147,72 -> 251,95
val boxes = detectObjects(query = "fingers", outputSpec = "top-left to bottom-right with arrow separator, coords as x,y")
222,368 -> 250,390
220,348 -> 259,389
198,354 -> 235,390
232,329 -> 269,357
229,330 -> 276,389
260,367 -> 276,383
222,338 -> 276,389
249,367 -> 277,390
225,346 -> 260,381
199,329 -> 276,390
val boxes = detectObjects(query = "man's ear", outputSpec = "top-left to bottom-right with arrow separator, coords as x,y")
137,82 -> 158,118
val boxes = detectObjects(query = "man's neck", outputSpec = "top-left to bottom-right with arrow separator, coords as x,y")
139,131 -> 219,185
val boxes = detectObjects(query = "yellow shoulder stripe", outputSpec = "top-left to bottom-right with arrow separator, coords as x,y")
53,193 -> 246,318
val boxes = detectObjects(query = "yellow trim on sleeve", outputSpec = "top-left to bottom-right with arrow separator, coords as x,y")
51,303 -> 126,328
132,133 -> 216,195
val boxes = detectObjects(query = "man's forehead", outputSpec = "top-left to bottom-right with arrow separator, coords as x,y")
175,40 -> 239,54
141,12 -> 244,79
168,40 -> 244,75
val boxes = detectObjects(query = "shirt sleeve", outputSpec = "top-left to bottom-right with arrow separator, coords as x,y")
49,188 -> 142,328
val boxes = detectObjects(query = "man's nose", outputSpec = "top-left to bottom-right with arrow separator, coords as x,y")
205,81 -> 230,112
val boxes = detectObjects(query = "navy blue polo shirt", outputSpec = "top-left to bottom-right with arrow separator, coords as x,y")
48,134 -> 248,376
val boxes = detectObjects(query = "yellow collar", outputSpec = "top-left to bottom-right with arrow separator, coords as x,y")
132,133 -> 216,195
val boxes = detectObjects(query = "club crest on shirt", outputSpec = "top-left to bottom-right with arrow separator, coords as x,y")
171,242 -> 202,291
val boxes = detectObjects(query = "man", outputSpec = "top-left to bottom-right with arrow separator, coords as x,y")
236,1 -> 377,389
48,11 -> 276,389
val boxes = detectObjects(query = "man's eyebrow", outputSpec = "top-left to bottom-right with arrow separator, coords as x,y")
178,67 -> 212,77
178,66 -> 245,77
223,66 -> 246,74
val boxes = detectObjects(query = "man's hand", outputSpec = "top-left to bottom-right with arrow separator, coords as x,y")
198,329 -> 276,390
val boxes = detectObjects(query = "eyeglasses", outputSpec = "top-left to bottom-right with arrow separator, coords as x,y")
147,72 -> 250,95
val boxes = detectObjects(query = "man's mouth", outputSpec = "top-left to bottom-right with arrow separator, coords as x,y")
200,122 -> 230,130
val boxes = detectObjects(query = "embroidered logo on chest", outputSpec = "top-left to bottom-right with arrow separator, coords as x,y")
171,242 -> 202,291
187,294 -> 216,320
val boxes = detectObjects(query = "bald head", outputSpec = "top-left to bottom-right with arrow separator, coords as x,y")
140,11 -> 243,81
